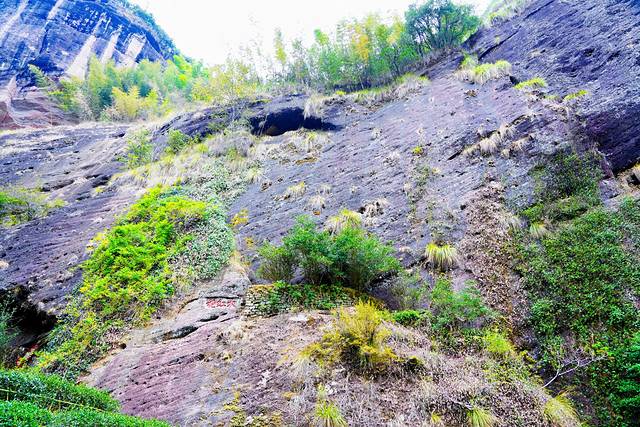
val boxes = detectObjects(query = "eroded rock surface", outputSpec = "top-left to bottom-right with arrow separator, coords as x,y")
0,123 -> 136,314
468,0 -> 640,171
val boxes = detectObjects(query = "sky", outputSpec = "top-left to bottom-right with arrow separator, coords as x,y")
130,0 -> 492,66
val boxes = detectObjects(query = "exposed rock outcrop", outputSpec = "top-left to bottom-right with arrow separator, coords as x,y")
467,0 -> 640,172
0,0 -> 177,129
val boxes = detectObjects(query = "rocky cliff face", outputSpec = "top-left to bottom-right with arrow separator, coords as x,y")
467,0 -> 640,172
1,0 -> 639,425
0,0 -> 177,129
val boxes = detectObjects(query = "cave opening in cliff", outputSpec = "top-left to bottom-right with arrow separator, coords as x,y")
1,289 -> 57,360
249,107 -> 334,136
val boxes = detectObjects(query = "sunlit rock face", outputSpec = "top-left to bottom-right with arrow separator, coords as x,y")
0,0 -> 177,128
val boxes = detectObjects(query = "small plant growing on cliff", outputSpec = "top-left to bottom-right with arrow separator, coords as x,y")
325,209 -> 362,234
563,89 -> 588,103
125,129 -> 153,168
430,277 -> 491,332
283,182 -> 307,200
305,301 -> 397,374
307,195 -> 327,213
166,129 -> 196,154
313,392 -> 347,427
456,60 -> 512,84
425,242 -> 458,271
543,392 -> 580,427
467,406 -> 496,427
515,77 -> 547,90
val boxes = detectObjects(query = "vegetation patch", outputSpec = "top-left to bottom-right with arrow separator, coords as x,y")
0,187 -> 65,227
36,185 -> 233,377
0,370 -> 168,426
257,216 -> 400,291
514,77 -> 547,90
244,282 -> 358,317
456,60 -> 512,84
303,301 -> 401,375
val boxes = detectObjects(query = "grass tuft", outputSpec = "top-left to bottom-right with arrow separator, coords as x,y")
467,406 -> 496,427
543,392 -> 580,427
514,77 -> 547,90
425,243 -> 459,271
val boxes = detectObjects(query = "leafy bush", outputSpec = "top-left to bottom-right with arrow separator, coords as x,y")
35,186 -> 230,376
0,401 -> 51,427
517,198 -> 640,425
124,130 -> 153,168
0,400 -> 170,427
257,216 -> 400,290
166,130 -> 195,154
391,310 -> 428,327
0,369 -> 119,412
306,301 -> 398,374
430,277 -> 491,332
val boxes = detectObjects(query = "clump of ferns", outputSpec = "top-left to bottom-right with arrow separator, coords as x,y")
424,241 -> 459,272
324,209 -> 363,234
283,182 -> 307,200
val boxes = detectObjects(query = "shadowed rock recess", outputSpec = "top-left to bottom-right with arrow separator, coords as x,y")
0,0 -> 639,426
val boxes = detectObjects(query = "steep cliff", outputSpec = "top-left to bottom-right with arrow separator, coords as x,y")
1,0 -> 639,426
0,0 -> 177,129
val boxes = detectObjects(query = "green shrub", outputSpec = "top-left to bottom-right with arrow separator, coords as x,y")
165,130 -> 195,154
257,243 -> 297,283
0,400 -> 170,427
430,277 -> 491,332
0,369 -> 119,412
125,130 -> 153,168
0,401 -> 51,427
391,310 -> 428,327
517,198 -> 640,425
49,408 -> 170,427
258,216 -> 400,290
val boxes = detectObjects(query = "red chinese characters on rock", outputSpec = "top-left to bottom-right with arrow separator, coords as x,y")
206,298 -> 237,309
